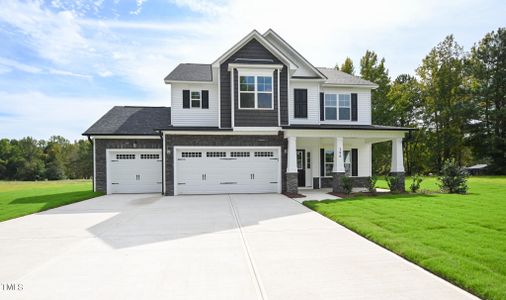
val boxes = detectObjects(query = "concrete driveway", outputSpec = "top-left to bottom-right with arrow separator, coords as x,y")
0,194 -> 478,300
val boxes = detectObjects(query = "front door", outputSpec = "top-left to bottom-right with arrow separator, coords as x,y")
297,149 -> 305,187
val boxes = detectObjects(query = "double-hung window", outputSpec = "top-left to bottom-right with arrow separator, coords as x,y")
339,94 -> 351,120
324,149 -> 351,176
324,93 -> 352,121
239,75 -> 273,109
191,91 -> 201,108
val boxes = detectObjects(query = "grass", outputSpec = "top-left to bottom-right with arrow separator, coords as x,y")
0,180 -> 103,222
304,176 -> 506,300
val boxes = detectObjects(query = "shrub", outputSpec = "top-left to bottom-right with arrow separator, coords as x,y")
367,175 -> 378,193
385,175 -> 402,192
341,176 -> 353,195
410,174 -> 424,193
438,159 -> 468,194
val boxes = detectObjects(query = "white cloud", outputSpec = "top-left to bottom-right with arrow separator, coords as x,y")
130,0 -> 147,15
0,57 -> 42,74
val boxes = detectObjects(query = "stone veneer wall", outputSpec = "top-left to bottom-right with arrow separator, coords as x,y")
164,132 -> 287,196
94,138 -> 162,193
320,176 -> 371,189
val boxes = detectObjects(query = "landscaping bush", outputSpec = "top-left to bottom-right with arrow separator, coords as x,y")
410,174 -> 424,193
341,176 -> 353,195
367,175 -> 378,193
438,159 -> 468,194
385,175 -> 402,192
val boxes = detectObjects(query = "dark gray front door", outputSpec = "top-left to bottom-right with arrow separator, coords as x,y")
297,150 -> 305,187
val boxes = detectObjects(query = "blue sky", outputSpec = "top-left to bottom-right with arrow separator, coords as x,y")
0,0 -> 504,140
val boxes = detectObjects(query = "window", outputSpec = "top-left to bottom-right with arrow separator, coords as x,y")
140,154 -> 160,159
239,75 -> 273,109
297,151 -> 304,170
191,91 -> 201,108
324,94 -> 337,120
230,151 -> 250,157
254,151 -> 274,157
207,151 -> 226,157
294,89 -> 308,118
181,152 -> 202,158
116,154 -> 135,160
324,150 -> 334,176
324,93 -> 351,120
339,94 -> 351,120
307,152 -> 311,169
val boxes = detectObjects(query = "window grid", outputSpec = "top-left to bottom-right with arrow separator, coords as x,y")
254,151 -> 274,157
140,154 -> 160,159
230,151 -> 250,158
206,151 -> 226,158
239,75 -> 273,109
324,93 -> 352,121
191,91 -> 201,108
181,152 -> 202,158
116,154 -> 135,160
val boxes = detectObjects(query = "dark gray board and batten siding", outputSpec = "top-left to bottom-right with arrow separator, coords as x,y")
220,38 -> 288,128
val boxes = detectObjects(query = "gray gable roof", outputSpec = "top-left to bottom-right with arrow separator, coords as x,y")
317,67 -> 378,87
164,63 -> 212,82
83,106 -> 170,136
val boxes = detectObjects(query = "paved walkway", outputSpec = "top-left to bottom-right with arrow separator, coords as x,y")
0,194 -> 478,300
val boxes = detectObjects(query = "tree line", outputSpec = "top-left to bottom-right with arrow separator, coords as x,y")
336,27 -> 505,175
0,136 -> 92,180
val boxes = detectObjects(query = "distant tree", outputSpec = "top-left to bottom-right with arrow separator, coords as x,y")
13,137 -> 45,180
467,27 -> 506,174
340,57 -> 355,75
360,50 -> 392,174
417,35 -> 472,171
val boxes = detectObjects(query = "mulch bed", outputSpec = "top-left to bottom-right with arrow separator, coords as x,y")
327,191 -> 405,198
283,192 -> 306,198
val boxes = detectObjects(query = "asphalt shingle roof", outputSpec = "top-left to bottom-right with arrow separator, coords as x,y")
317,67 -> 378,87
83,106 -> 171,135
164,63 -> 212,82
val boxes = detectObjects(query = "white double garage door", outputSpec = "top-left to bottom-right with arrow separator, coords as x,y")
175,147 -> 281,195
107,147 -> 281,195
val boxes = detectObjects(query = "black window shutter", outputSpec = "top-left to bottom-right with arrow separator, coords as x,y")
294,89 -> 307,118
351,93 -> 358,121
320,148 -> 325,177
351,148 -> 358,176
182,90 -> 190,109
320,93 -> 324,121
201,90 -> 209,109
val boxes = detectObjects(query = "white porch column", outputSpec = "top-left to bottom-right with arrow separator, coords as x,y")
333,137 -> 345,173
287,136 -> 297,173
391,137 -> 405,172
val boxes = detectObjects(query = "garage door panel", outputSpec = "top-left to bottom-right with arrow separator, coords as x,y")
108,150 -> 162,194
176,148 -> 280,195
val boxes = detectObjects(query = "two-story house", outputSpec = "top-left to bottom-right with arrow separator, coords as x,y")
83,29 -> 412,196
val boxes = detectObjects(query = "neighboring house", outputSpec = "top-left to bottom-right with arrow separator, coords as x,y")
83,29 -> 413,196
465,164 -> 488,175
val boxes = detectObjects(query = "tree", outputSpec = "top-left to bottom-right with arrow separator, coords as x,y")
340,57 -> 355,75
416,35 -> 472,171
14,137 -> 45,180
467,28 -> 506,174
360,50 -> 392,174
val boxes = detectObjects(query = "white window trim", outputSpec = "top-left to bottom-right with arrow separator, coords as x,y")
323,149 -> 352,177
190,90 -> 201,109
238,70 -> 274,110
324,93 -> 352,121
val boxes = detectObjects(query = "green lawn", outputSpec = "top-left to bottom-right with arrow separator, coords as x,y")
304,176 -> 506,300
0,180 -> 102,222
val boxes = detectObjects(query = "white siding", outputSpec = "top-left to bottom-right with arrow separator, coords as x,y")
321,87 -> 372,125
288,81 -> 321,124
170,82 -> 219,127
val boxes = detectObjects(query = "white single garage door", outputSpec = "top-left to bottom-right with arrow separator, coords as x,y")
107,149 -> 162,194
175,147 -> 281,195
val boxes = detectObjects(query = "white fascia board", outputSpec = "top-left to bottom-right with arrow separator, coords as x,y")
211,30 -> 297,70
291,78 -> 327,82
160,130 -> 279,136
228,64 -> 283,72
263,29 -> 327,79
322,83 -> 378,89
233,127 -> 281,132
282,129 -> 407,139
164,80 -> 215,84
91,135 -> 160,139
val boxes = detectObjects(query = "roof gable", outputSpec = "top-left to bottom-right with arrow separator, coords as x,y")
263,29 -> 326,79
212,30 -> 297,70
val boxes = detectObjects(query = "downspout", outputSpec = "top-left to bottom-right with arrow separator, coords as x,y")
160,131 -> 165,195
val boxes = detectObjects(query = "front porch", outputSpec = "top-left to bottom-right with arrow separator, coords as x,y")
284,129 -> 407,194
